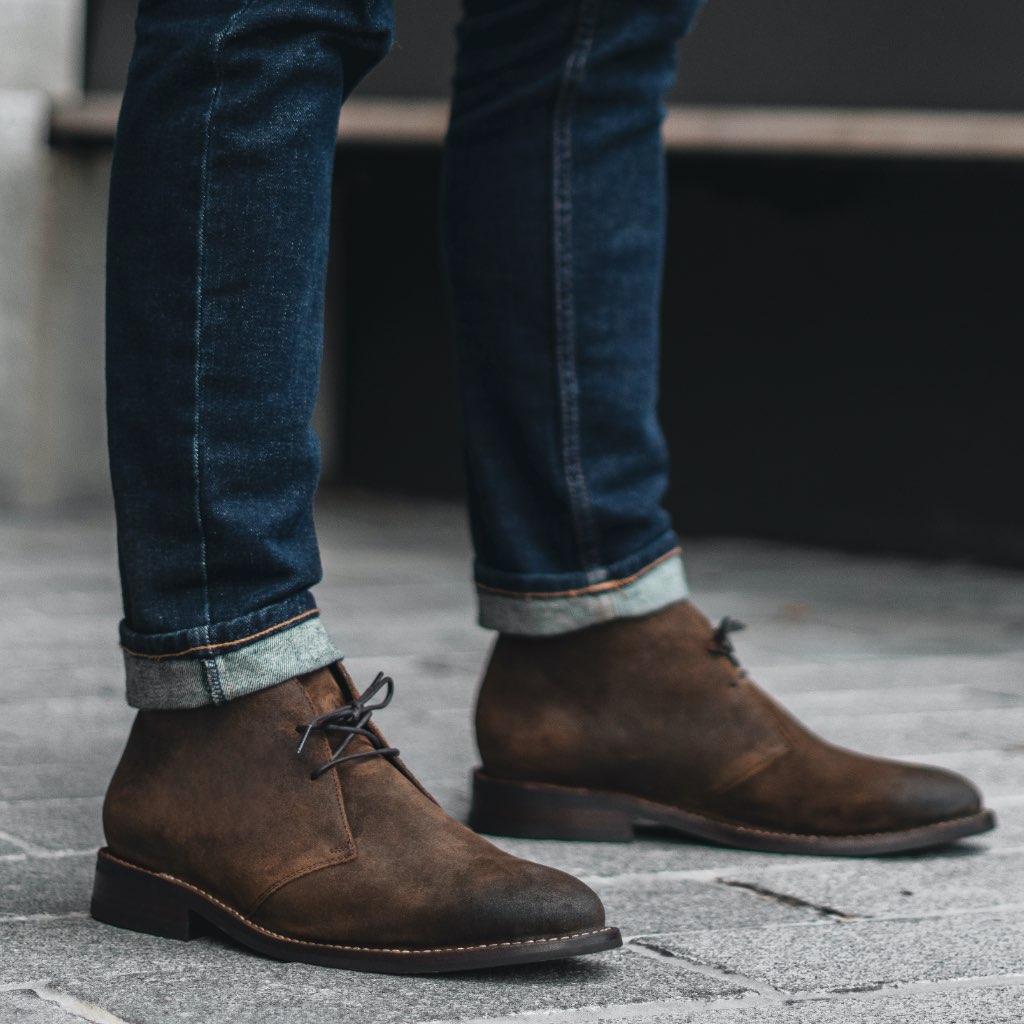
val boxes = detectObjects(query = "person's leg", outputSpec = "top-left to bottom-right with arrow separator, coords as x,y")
96,0 -> 618,970
444,0 -> 698,634
105,0 -> 375,707
445,0 -> 992,854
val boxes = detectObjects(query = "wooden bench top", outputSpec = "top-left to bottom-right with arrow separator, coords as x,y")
50,92 -> 1024,160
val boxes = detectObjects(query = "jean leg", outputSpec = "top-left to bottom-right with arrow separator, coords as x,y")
443,0 -> 705,634
106,0 -> 393,707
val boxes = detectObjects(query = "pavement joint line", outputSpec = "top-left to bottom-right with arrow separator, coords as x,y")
842,901 -> 1024,925
716,879 -> 857,921
625,938 -> 783,998
0,912 -> 90,924
14,984 -> 130,1024
622,900 -> 1024,939
0,830 -> 95,860
418,973 -> 1024,1024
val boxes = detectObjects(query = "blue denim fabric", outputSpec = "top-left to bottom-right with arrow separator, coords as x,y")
107,0 -> 704,707
444,0 -> 704,628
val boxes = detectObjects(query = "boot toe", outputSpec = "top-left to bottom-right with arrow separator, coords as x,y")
462,858 -> 607,944
893,763 -> 983,827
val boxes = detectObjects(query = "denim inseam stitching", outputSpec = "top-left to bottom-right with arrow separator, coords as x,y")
552,0 -> 604,584
191,0 -> 257,702
204,657 -> 227,706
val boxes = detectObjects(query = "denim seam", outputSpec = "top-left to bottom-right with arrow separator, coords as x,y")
191,0 -> 258,649
204,657 -> 227,706
123,617 -> 344,710
477,553 -> 688,636
475,546 -> 681,600
120,607 -> 320,660
552,0 -> 604,584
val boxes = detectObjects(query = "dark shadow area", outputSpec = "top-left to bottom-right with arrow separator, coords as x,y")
331,148 -> 1024,568
87,0 -> 1024,111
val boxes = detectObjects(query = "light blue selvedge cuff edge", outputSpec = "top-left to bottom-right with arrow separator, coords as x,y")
124,615 -> 343,710
477,550 -> 689,636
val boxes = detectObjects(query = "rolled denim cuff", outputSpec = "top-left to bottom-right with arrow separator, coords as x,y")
122,605 -> 343,710
477,548 -> 689,636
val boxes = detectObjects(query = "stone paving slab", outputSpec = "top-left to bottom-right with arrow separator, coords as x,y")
0,697 -> 133,764
473,825 -> 994,886
750,655 -> 1024,696
635,913 -> 1024,995
0,759 -> 118,803
0,919 -> 746,1024
0,837 -> 24,857
0,796 -> 103,853
714,848 -> 1024,920
2,500 -> 1024,1023
777,706 -> 1024,758
0,854 -> 93,918
576,984 -> 1024,1023
772,681 -> 1023,715
921,750 -> 1024,801
590,876 -> 818,936
0,990 -> 74,1024
975,798 -> 1024,849
4,661 -> 125,700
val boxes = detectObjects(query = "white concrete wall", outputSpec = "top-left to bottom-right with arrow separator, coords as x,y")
0,0 -> 110,508
0,0 -> 82,95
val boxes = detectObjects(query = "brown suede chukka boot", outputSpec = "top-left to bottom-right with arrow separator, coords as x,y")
93,663 -> 620,973
471,600 -> 994,855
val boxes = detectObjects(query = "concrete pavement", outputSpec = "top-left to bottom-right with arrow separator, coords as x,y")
2,492 -> 1023,1023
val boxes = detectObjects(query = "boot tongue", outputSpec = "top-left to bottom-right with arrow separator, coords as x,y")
297,663 -> 378,758
298,662 -> 360,717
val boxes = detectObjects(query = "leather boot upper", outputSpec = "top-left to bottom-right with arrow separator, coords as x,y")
104,665 -> 605,947
475,600 -> 983,837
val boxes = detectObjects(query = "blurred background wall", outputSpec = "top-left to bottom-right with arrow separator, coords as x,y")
3,1 -> 1022,565
87,0 -> 1024,109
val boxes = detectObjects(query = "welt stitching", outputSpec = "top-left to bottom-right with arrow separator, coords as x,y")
122,607 -> 319,660
100,851 -> 614,955
476,546 -> 681,599
552,0 -> 604,579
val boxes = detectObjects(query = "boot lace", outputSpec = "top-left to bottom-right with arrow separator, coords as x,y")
708,617 -> 749,686
296,671 -> 400,780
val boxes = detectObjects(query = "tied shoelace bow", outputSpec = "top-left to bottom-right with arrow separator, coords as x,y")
296,671 -> 400,780
708,616 -> 749,686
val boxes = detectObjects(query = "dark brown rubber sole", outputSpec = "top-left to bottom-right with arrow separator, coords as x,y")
90,849 -> 622,974
470,770 -> 997,856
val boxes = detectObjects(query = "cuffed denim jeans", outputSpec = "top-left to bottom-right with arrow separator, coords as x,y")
107,0 -> 704,709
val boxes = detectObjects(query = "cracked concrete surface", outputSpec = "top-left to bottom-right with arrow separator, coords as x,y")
2,492 -> 1023,1023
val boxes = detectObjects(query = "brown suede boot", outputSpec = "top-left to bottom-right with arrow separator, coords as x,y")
471,600 -> 994,855
93,663 -> 619,973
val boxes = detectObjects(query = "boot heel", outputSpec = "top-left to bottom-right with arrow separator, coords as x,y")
469,770 -> 634,842
91,850 -> 207,941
